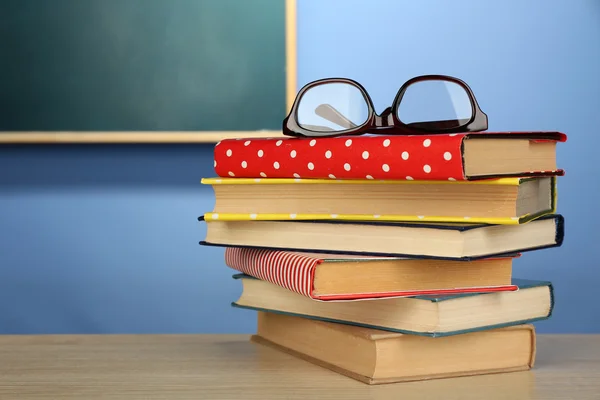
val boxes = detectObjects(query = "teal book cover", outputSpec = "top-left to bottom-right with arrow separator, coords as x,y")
231,274 -> 554,338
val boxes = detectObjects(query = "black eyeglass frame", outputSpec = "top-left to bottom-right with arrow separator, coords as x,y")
282,74 -> 488,138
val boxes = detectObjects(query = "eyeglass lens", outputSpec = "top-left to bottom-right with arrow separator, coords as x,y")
296,82 -> 370,134
397,80 -> 472,130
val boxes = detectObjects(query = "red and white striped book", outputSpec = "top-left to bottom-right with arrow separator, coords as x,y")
224,247 -> 518,301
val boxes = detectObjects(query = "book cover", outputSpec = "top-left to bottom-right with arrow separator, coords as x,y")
253,312 -> 537,385
231,275 -> 555,337
224,247 -> 518,300
199,213 -> 565,261
200,176 -> 557,225
212,131 -> 566,181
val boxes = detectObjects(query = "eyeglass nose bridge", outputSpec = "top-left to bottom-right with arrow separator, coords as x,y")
374,106 -> 395,128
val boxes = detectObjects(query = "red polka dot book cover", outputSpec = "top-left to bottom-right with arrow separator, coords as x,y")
212,131 -> 566,181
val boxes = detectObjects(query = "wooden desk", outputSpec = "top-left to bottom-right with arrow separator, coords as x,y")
0,334 -> 597,399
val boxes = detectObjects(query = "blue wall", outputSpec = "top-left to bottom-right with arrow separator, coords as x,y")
1,0 -> 598,334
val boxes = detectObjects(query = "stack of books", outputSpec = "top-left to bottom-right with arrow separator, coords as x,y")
199,131 -> 566,384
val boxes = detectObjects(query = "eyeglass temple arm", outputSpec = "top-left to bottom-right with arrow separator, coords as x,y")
299,124 -> 336,132
315,104 -> 357,129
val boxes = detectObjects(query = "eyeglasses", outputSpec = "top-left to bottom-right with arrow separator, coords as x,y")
282,74 -> 488,138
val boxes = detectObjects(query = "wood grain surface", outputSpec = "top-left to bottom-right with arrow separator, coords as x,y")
0,334 -> 597,399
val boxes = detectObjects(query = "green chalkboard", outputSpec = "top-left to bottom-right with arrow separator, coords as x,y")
0,0 -> 295,142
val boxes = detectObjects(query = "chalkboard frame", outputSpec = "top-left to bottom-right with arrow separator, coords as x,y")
0,0 -> 297,144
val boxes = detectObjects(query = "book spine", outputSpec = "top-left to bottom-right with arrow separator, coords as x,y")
213,134 -> 468,181
224,247 -> 319,298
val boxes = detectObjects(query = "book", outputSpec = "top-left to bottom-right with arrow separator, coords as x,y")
232,275 -> 554,337
200,214 -> 563,260
201,176 -> 556,225
224,247 -> 518,300
252,311 -> 537,384
201,213 -> 563,260
213,131 -> 566,181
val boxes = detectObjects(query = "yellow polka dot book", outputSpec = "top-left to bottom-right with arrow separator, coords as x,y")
198,131 -> 566,384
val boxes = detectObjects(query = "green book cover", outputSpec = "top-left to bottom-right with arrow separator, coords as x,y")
231,274 -> 554,338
